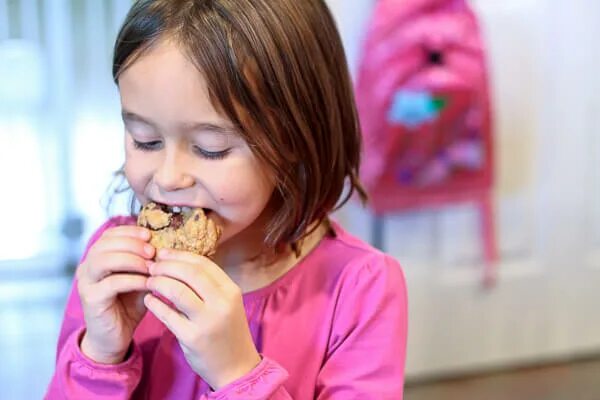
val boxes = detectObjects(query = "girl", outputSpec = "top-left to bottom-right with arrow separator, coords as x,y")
46,0 -> 407,398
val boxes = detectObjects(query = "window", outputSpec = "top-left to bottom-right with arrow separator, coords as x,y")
0,0 -> 133,272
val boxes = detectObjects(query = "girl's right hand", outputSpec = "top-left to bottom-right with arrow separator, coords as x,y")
77,226 -> 155,364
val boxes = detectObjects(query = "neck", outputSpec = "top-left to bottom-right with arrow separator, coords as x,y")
213,221 -> 329,293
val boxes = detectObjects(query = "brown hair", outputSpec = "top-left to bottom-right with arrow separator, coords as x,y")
112,0 -> 366,250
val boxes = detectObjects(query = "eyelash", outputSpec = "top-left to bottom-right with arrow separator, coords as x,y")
132,140 -> 230,160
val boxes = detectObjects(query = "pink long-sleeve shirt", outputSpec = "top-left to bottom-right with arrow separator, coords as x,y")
45,216 -> 407,399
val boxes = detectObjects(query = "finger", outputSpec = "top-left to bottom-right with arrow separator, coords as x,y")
146,276 -> 204,320
155,248 -> 229,284
83,273 -> 148,306
144,293 -> 194,340
102,225 -> 151,241
84,252 -> 149,283
149,259 -> 221,302
92,236 -> 155,260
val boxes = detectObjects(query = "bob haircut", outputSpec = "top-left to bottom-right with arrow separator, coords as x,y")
112,0 -> 366,250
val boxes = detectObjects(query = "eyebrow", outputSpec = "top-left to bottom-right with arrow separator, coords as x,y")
121,110 -> 237,135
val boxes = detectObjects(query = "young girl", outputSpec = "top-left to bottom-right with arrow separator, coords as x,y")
46,0 -> 407,398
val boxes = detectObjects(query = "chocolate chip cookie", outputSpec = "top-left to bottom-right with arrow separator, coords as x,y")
137,202 -> 221,256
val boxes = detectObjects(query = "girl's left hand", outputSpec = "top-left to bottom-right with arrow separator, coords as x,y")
144,249 -> 261,390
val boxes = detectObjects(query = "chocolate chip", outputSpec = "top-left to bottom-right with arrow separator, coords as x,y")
170,214 -> 184,229
194,214 -> 200,221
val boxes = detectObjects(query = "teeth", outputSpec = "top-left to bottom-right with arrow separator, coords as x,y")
165,205 -> 196,214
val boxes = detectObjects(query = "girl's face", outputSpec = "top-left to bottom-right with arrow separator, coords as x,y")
119,40 -> 276,248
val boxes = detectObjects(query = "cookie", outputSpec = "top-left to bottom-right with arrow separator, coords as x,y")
137,202 -> 221,256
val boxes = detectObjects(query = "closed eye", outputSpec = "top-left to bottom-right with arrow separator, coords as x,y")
133,139 -> 162,151
132,138 -> 231,160
193,146 -> 231,160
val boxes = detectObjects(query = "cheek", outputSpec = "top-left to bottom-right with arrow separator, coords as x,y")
214,177 -> 270,207
211,162 -> 275,212
124,151 -> 153,195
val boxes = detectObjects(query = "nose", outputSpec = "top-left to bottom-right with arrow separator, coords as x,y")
153,150 -> 195,192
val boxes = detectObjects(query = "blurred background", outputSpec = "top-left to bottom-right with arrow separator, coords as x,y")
1,0 -> 599,398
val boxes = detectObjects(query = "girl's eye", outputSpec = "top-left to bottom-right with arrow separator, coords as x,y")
193,147 -> 231,160
132,138 -> 230,160
133,139 -> 162,151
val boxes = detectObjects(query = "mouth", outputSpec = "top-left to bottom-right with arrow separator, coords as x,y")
139,201 -> 214,231
152,202 -> 212,215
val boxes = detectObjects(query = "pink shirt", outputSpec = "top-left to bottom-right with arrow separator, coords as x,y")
45,216 -> 407,399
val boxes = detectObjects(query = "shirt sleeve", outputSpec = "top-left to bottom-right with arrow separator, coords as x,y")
200,356 -> 292,400
44,216 -> 144,400
316,254 -> 408,399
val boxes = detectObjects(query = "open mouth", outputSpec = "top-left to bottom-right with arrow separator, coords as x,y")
155,203 -> 214,217
154,202 -> 211,214
138,202 -> 212,231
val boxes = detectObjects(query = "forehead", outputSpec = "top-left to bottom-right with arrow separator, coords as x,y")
117,39 -> 228,128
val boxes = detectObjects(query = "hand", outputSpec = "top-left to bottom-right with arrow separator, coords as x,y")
144,249 -> 261,390
77,226 -> 154,364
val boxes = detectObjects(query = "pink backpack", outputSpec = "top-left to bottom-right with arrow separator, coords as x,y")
355,0 -> 497,282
